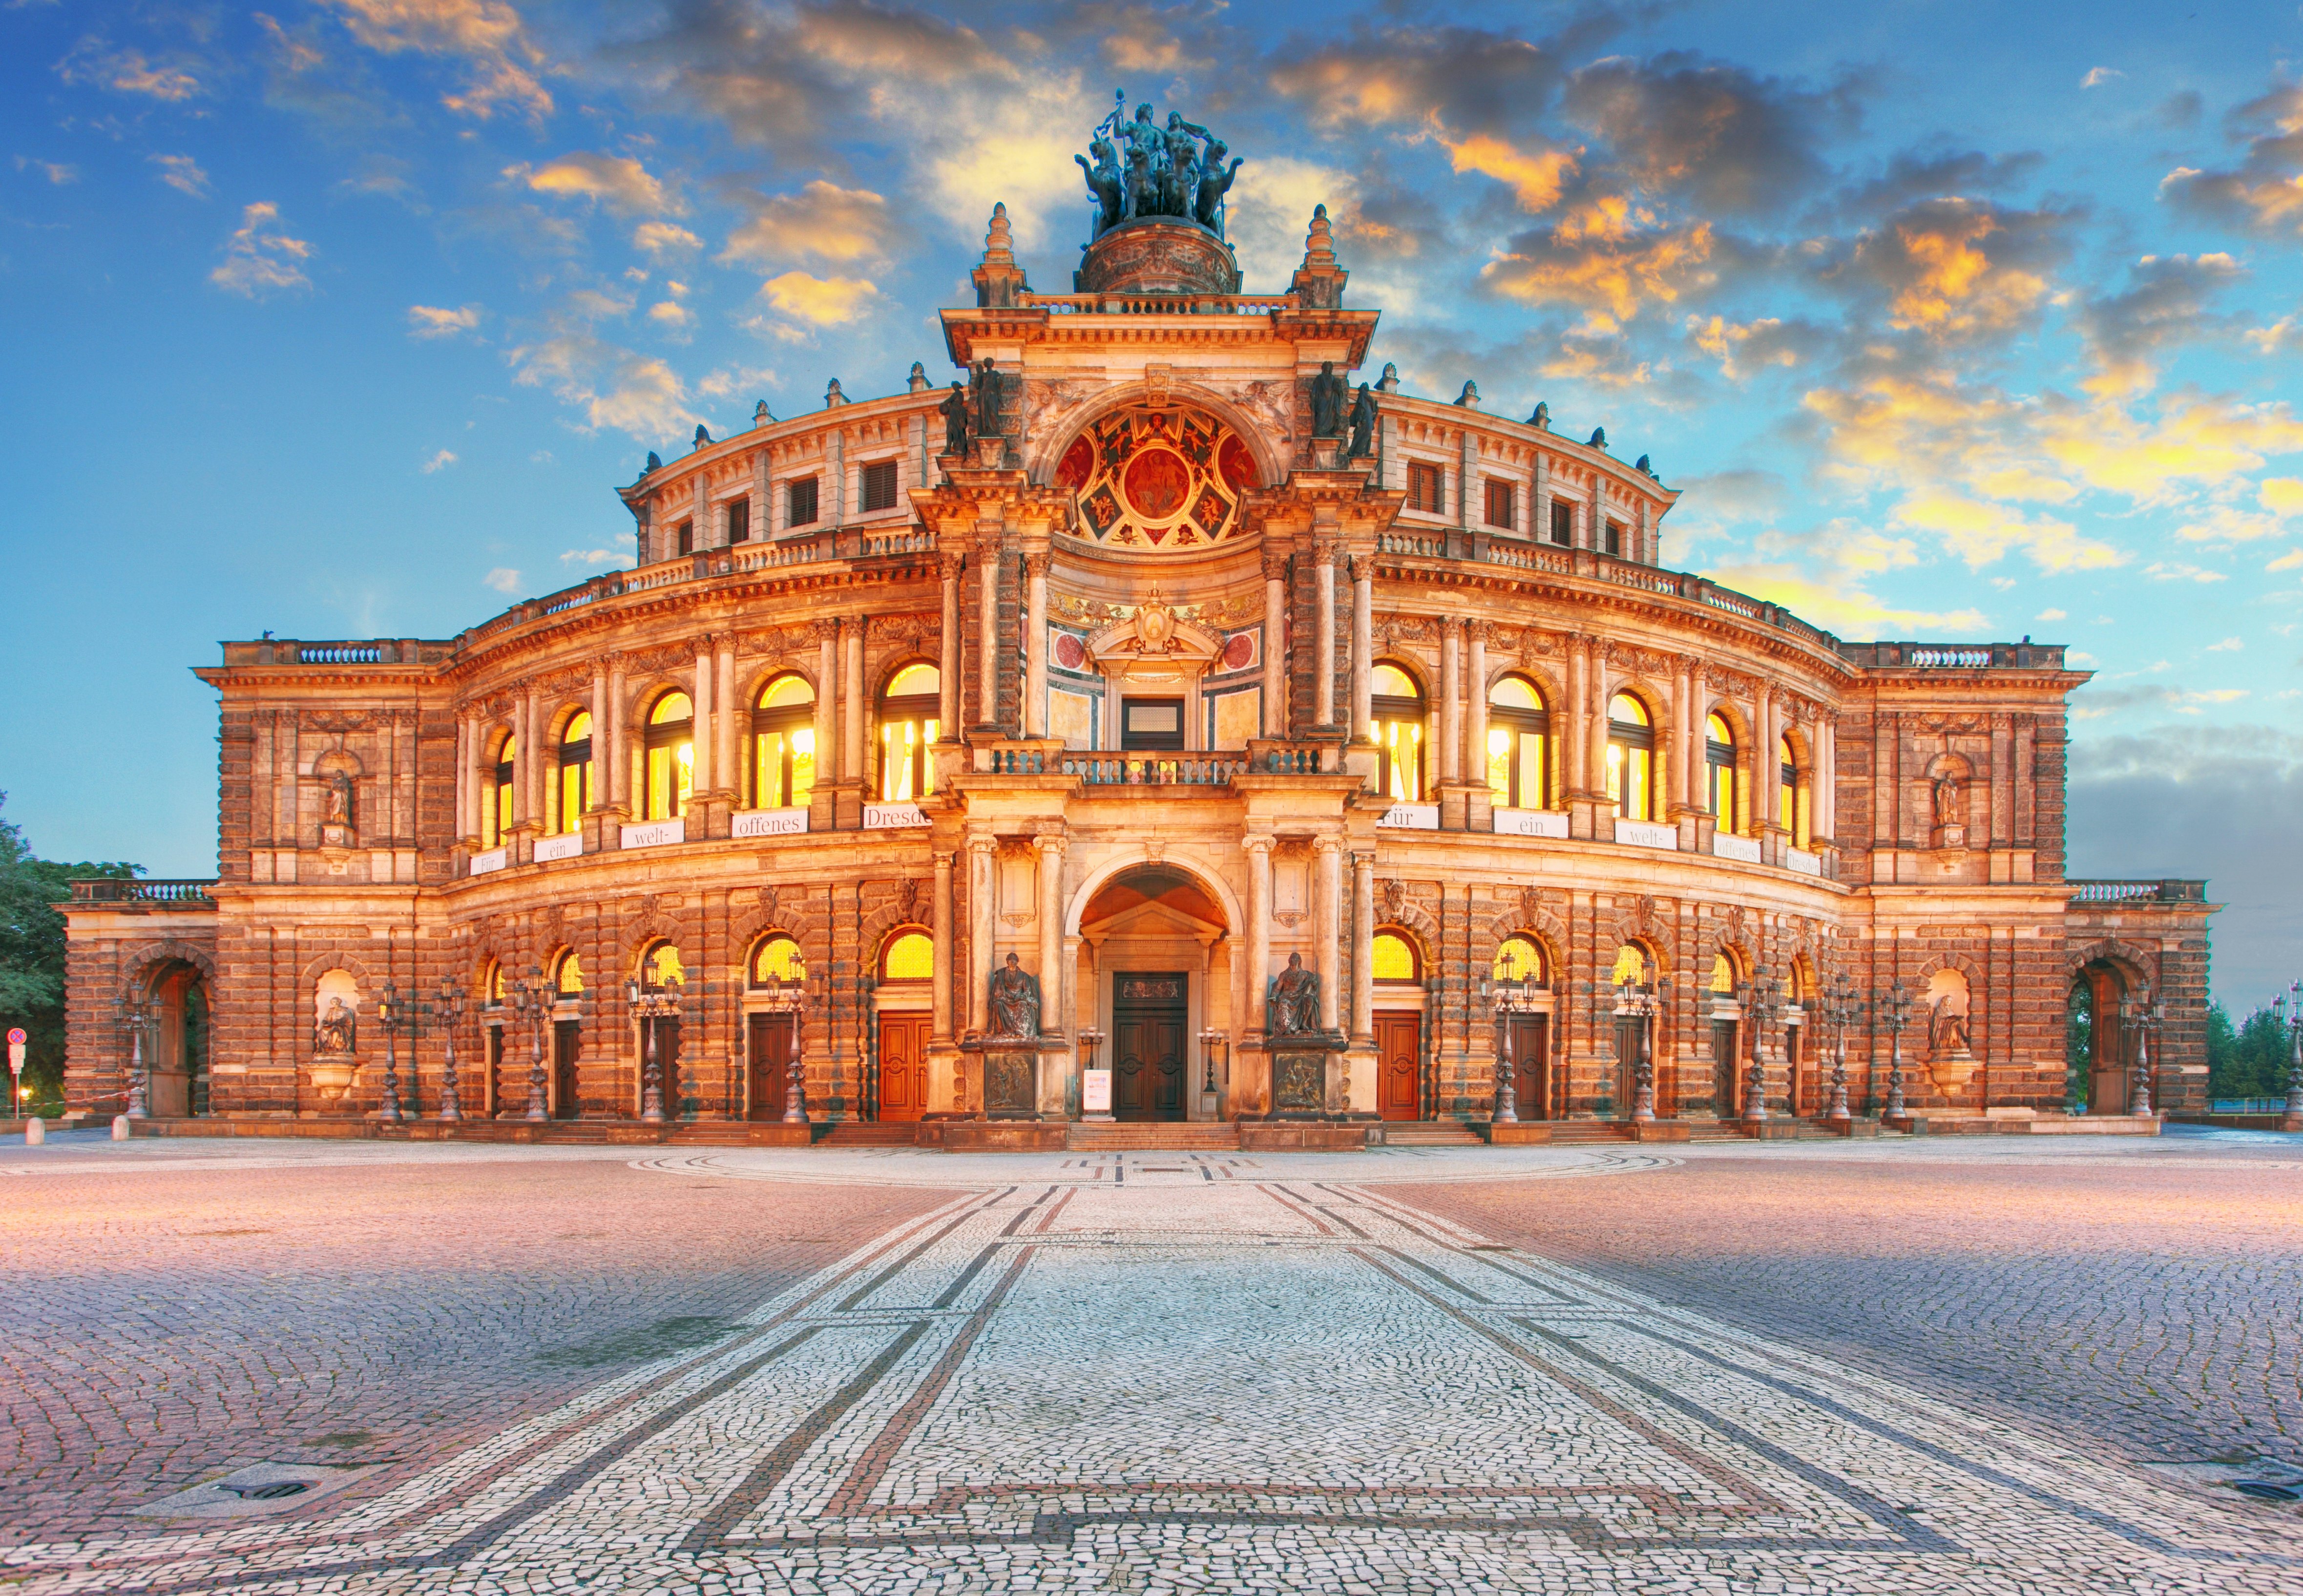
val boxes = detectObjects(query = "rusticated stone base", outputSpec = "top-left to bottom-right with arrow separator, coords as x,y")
941,1119 -> 1068,1153
1236,1121 -> 1368,1152
1486,1123 -> 1552,1145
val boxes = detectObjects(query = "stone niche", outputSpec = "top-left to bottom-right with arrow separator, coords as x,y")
1076,219 -> 1242,296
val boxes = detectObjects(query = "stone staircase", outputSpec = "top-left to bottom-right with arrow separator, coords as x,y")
814,1122 -> 923,1147
1379,1121 -> 1488,1148
1067,1121 -> 1241,1153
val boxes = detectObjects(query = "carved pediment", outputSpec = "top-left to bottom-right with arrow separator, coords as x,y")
1085,590 -> 1224,680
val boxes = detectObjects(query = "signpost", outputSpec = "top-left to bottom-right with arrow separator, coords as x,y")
9,1027 -> 37,1144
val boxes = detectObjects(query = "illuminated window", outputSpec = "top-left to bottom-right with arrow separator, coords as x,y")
860,459 -> 900,514
554,950 -> 584,994
750,934 -> 804,987
1493,935 -> 1546,985
1484,478 -> 1515,530
1486,674 -> 1549,810
644,692 -> 694,821
1779,735 -> 1807,845
1372,930 -> 1420,983
1610,944 -> 1651,987
483,960 -> 506,1006
1710,953 -> 1738,995
752,674 -> 817,810
644,942 -> 684,988
787,476 -> 819,527
1372,663 -> 1424,802
1406,462 -> 1444,515
556,712 -> 592,835
880,930 -> 932,982
1605,693 -> 1654,821
484,735 -> 515,849
878,664 -> 941,803
1705,713 -> 1738,833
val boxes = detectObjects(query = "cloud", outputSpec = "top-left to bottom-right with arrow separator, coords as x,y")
633,220 -> 700,255
482,566 -> 523,593
1265,22 -> 1578,136
1830,148 -> 2043,218
758,270 -> 878,325
2073,252 -> 2244,396
421,448 -> 457,472
1833,196 -> 2073,343
316,0 -> 551,121
720,180 -> 893,270
508,152 -> 679,215
2269,548 -> 2303,571
2205,636 -> 2244,651
647,300 -> 694,331
2156,90 -> 2204,130
55,38 -> 203,101
2158,80 -> 2303,238
1683,314 -> 1833,379
2263,478 -> 2303,516
560,546 -> 626,567
2143,560 -> 2226,582
1698,561 -> 1987,637
2080,67 -> 2124,89
1482,198 -> 1719,326
1892,491 -> 2122,573
406,302 -> 481,337
508,329 -> 698,440
2036,608 -> 2067,621
13,156 -> 77,185
1562,52 -> 1863,218
209,201 -> 314,296
147,153 -> 210,197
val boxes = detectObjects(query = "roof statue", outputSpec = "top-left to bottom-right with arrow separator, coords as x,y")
825,378 -> 847,407
907,361 -> 930,393
1588,426 -> 1608,451
1635,454 -> 1660,482
1078,91 -> 1242,241
1454,381 -> 1481,409
1377,362 -> 1400,394
753,400 -> 773,426
1528,401 -> 1550,430
692,424 -> 711,449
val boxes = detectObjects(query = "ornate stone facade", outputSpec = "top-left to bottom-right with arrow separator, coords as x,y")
62,193 -> 2216,1135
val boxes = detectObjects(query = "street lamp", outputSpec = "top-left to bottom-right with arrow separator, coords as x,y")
505,965 -> 555,1122
1196,1027 -> 1229,1113
435,976 -> 468,1123
1822,969 -> 1863,1123
1740,966 -> 1783,1124
1482,966 -> 1543,1124
626,970 -> 685,1125
112,991 -> 159,1120
375,979 -> 433,1124
1876,978 -> 1915,1119
753,958 -> 814,1125
2282,981 -> 2303,1122
2126,991 -> 2165,1118
1615,957 -> 1665,1123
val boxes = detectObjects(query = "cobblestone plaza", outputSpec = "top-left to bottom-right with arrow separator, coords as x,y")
6,1132 -> 2299,1594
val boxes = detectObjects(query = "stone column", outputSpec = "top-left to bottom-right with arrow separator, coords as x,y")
1245,837 -> 1273,1032
1673,661 -> 1695,811
520,687 -> 541,828
1023,552 -> 1049,739
843,622 -> 867,784
1467,624 -> 1489,798
608,658 -> 629,812
717,643 -> 737,798
751,449 -> 769,548
931,848 -> 954,1045
1817,714 -> 1837,842
692,643 -> 715,796
978,538 -> 1001,729
939,554 -> 962,735
1037,831 -> 1067,1111
1262,550 -> 1288,739
967,835 -> 996,1034
1313,542 -> 1337,728
1758,684 -> 1780,832
589,666 -> 609,812
1314,836 -> 1342,1031
1350,849 -> 1375,1045
693,474 -> 709,552
1440,619 -> 1463,782
814,621 -> 839,782
1350,556 -> 1374,744
1586,649 -> 1610,796
1563,642 -> 1586,797
454,714 -> 472,843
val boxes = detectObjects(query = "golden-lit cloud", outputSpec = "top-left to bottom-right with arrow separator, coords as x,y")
633,221 -> 701,256
2261,477 -> 2303,515
317,0 -> 551,121
759,271 -> 878,326
721,181 -> 892,270
1864,199 -> 2054,338
1483,199 -> 1717,326
509,330 -> 697,439
1700,562 -> 1987,636
2037,392 -> 2303,501
509,153 -> 678,216
2075,253 -> 2244,398
2269,548 -> 2303,571
1440,134 -> 1578,211
209,202 -> 314,297
147,154 -> 210,198
407,302 -> 481,337
55,38 -> 203,101
2159,81 -> 2303,239
1893,492 -> 2122,573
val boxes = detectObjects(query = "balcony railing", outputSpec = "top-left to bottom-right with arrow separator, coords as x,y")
1063,753 -> 1249,785
2068,879 -> 2208,904
1839,641 -> 2070,670
70,879 -> 217,905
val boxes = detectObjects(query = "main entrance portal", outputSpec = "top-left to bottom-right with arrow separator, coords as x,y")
1112,973 -> 1187,1121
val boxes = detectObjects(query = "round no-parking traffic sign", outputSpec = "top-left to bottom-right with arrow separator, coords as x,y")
5,1029 -> 23,1046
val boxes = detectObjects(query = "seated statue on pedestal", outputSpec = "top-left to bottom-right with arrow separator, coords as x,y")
1268,952 -> 1321,1037
988,952 -> 1043,1040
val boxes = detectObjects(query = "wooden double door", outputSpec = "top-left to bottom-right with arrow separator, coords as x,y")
877,1012 -> 930,1122
1113,973 -> 1187,1121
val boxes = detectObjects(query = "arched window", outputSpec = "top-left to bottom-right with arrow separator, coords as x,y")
1486,675 -> 1549,809
1709,952 -> 1738,997
643,941 -> 685,989
753,674 -> 817,810
1372,929 -> 1421,984
1372,663 -> 1425,801
1493,935 -> 1547,986
644,692 -> 694,821
482,959 -> 506,1006
1610,943 -> 1653,987
749,934 -> 804,987
1779,734 -> 1807,846
554,950 -> 584,995
1705,713 -> 1738,833
556,713 -> 592,835
1605,693 -> 1655,821
880,929 -> 933,982
878,664 -> 941,803
484,735 -> 515,849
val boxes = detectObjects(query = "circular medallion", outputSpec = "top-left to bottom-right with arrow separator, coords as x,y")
1221,633 -> 1255,671
1053,632 -> 1087,670
1123,448 -> 1191,519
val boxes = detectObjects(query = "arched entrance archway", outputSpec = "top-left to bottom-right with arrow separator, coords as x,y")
2071,960 -> 2133,1113
1076,864 -> 1231,1122
141,960 -> 209,1117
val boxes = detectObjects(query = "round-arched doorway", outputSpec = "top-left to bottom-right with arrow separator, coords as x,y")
142,960 -> 210,1117
1076,864 -> 1231,1121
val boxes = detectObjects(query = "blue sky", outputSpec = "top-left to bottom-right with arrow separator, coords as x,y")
2,0 -> 2299,1005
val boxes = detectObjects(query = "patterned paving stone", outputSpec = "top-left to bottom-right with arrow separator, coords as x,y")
2,1131 -> 2299,1593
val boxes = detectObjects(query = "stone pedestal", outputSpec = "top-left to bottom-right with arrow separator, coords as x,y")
961,1035 -> 1071,1121
1261,1032 -> 1365,1121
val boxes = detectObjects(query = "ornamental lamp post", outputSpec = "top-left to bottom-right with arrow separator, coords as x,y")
2283,981 -> 2303,1124
1480,974 -> 1515,1124
435,977 -> 468,1123
375,980 -> 432,1124
755,961 -> 816,1126
627,970 -> 685,1125
1741,966 -> 1783,1125
507,965 -> 553,1122
112,991 -> 158,1121
1824,970 -> 1862,1124
1620,957 -> 1664,1124
2127,992 -> 2165,1118
1877,978 -> 1915,1120
1196,1027 -> 1228,1107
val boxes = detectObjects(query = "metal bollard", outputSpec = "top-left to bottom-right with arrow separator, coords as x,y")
111,1114 -> 129,1140
25,1116 -> 43,1144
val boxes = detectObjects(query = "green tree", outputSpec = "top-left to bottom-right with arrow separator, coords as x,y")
0,794 -> 141,1112
2207,1000 -> 2295,1102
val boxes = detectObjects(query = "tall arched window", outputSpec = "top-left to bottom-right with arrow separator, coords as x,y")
878,664 -> 941,802
484,735 -> 515,849
1705,713 -> 1737,832
880,929 -> 933,982
1779,735 -> 1807,846
1372,663 -> 1425,801
1372,929 -> 1422,984
749,934 -> 804,987
753,674 -> 817,810
482,959 -> 506,1006
1486,675 -> 1549,809
1493,935 -> 1547,986
556,713 -> 592,835
643,941 -> 685,988
644,692 -> 694,820
554,949 -> 585,995
1605,693 -> 1655,821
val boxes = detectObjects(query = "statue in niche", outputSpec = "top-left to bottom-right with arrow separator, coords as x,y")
314,996 -> 356,1057
938,381 -> 971,455
1932,775 -> 1962,830
1076,137 -> 1125,236
987,952 -> 1043,1040
1346,384 -> 1378,459
1928,997 -> 1972,1058
1309,360 -> 1348,438
324,771 -> 354,831
970,359 -> 1005,438
1268,951 -> 1322,1037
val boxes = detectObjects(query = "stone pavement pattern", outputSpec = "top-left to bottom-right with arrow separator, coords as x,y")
3,1134 -> 2299,1594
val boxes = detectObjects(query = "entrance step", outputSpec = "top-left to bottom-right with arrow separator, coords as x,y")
1542,1122 -> 1638,1144
814,1122 -> 922,1147
1379,1121 -> 1487,1147
1067,1122 -> 1240,1153
665,1123 -> 757,1145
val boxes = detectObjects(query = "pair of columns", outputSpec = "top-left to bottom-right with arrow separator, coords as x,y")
1310,546 -> 1375,740
1244,835 -> 1375,1045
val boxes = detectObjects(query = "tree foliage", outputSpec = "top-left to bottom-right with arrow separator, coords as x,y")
0,794 -> 141,1108
2206,1000 -> 2294,1101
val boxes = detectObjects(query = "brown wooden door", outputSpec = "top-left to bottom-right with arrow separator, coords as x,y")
1509,1014 -> 1549,1120
877,1013 -> 930,1122
1376,1012 -> 1422,1120
747,1012 -> 794,1121
1113,973 -> 1187,1121
553,1020 -> 582,1118
1712,1017 -> 1741,1117
645,1018 -> 681,1115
